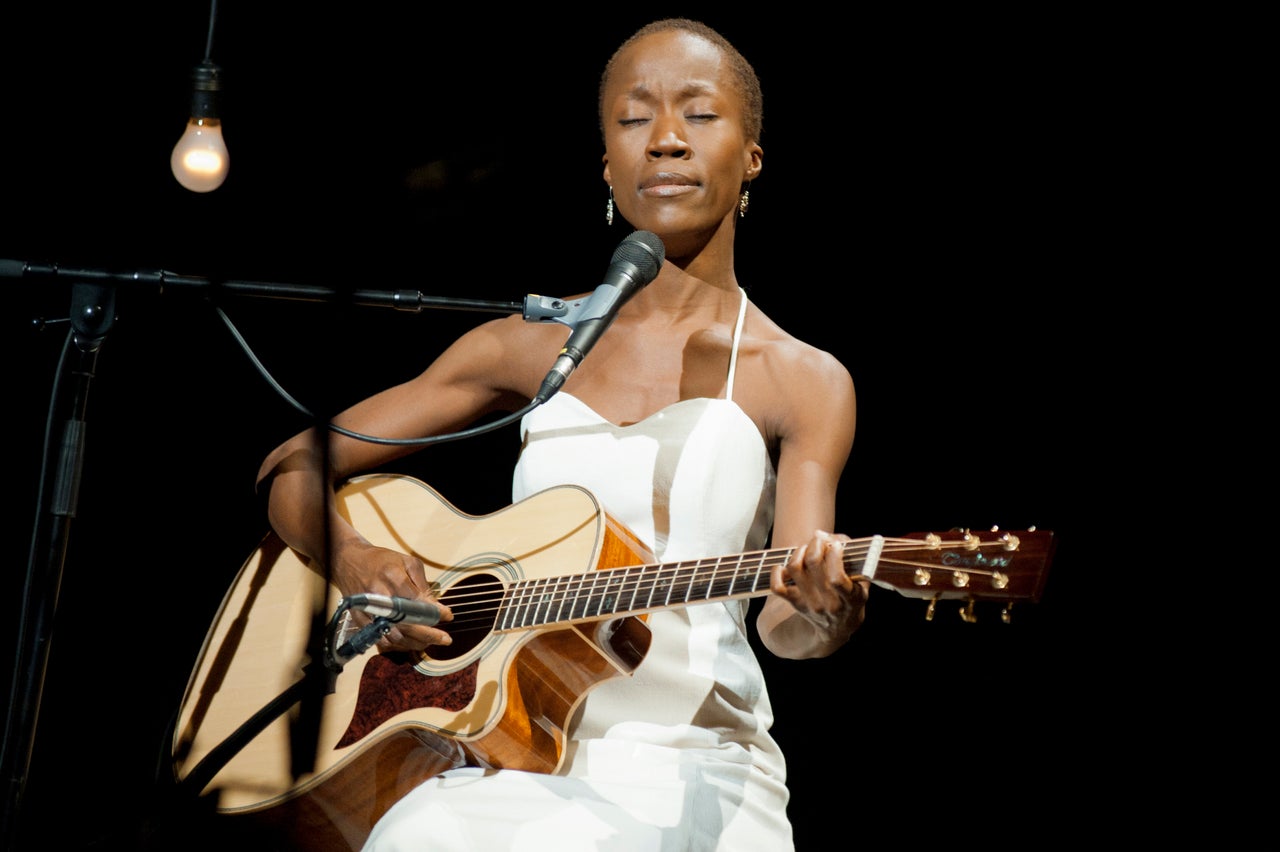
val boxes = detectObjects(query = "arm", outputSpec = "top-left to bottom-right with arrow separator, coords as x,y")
255,314 -> 536,651
755,345 -> 868,660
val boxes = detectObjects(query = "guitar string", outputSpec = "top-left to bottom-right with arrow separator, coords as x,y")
435,542 -> 1016,626
421,537 -> 1026,631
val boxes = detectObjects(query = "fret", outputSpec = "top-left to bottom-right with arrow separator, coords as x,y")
597,569 -> 624,617
704,556 -> 727,599
725,555 -> 745,598
591,569 -> 610,618
498,578 -> 524,631
513,577 -> 535,628
642,566 -> 661,610
751,553 -> 771,593
548,573 -> 570,625
669,562 -> 696,605
652,565 -> 671,606
742,554 -> 762,595
709,555 -> 737,599
623,564 -> 641,614
569,570 -> 598,621
696,557 -> 716,596
528,575 -> 556,628
557,573 -> 580,622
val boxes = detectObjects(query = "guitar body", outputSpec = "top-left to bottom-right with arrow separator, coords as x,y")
171,473 -> 654,850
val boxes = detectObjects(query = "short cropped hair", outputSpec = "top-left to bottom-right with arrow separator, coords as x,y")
598,18 -> 764,145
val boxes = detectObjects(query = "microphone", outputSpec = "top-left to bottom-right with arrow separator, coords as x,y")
347,593 -> 442,627
534,230 -> 665,403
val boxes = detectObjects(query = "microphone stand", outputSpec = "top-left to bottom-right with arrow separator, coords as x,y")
0,260 -> 572,850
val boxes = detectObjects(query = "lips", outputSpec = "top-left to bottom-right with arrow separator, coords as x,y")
640,172 -> 698,190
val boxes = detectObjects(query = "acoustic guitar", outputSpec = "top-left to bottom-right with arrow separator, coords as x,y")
171,472 -> 1054,849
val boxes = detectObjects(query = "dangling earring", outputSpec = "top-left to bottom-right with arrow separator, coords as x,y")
738,188 -> 750,218
606,186 -> 614,226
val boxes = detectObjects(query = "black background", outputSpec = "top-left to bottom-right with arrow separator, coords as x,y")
2,4 -> 1125,850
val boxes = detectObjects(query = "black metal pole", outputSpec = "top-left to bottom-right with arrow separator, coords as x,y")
1,281 -> 115,850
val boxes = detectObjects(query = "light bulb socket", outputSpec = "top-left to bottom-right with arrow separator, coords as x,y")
189,61 -> 223,119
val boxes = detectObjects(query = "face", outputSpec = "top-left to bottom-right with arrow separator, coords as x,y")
601,30 -> 763,250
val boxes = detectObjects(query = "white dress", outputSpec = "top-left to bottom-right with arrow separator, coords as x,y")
364,289 -> 789,851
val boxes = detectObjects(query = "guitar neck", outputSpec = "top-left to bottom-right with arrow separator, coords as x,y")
496,527 -> 1052,630
497,544 -> 798,630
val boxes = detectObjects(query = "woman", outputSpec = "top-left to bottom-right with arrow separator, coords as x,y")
256,17 -> 866,851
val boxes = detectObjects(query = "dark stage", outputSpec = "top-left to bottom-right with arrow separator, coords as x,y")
2,5 -> 1112,850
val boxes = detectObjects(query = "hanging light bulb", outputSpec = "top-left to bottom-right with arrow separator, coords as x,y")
171,60 -> 229,193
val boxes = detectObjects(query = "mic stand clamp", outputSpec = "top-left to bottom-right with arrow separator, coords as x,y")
522,293 -> 576,325
523,292 -> 622,331
328,616 -> 394,670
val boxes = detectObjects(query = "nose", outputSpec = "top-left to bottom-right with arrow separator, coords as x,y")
647,114 -> 689,159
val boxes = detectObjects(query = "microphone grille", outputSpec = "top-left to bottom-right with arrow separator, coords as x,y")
614,230 -> 666,281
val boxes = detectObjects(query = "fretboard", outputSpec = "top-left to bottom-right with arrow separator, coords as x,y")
496,550 -> 787,630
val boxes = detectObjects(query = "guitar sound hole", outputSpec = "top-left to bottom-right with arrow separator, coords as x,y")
428,571 -> 501,662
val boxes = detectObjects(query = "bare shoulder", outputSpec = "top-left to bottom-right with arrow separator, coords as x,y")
734,303 -> 856,443
743,304 -> 853,388
458,311 -> 561,353
444,311 -> 571,399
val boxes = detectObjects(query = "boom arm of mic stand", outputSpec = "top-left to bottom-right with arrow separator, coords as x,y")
3,259 -> 526,314
4,258 -> 592,324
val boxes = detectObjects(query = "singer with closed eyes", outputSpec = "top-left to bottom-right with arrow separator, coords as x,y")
253,17 -> 865,851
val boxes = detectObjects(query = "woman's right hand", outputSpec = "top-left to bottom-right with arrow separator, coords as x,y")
331,539 -> 453,652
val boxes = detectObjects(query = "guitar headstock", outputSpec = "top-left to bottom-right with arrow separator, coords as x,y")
863,527 -> 1055,622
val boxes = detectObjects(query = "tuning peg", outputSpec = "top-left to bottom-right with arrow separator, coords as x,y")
959,599 -> 977,623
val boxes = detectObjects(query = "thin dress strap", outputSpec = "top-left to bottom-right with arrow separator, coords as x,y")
725,287 -> 748,402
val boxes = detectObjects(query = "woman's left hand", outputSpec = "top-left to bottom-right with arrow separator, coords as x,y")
771,530 -> 869,636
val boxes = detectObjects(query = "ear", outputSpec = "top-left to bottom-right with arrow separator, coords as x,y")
602,155 -> 611,186
744,143 -> 763,181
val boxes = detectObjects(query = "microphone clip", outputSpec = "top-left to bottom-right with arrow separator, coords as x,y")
522,293 -> 591,329
326,606 -> 395,669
